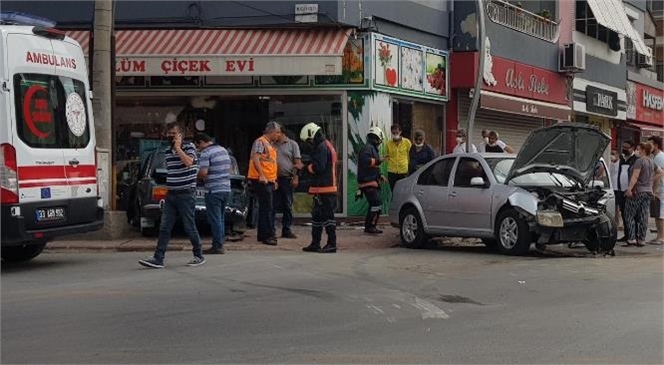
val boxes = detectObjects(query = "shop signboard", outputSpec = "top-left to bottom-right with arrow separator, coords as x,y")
626,81 -> 664,128
585,85 -> 618,117
115,55 -> 341,76
370,33 -> 449,102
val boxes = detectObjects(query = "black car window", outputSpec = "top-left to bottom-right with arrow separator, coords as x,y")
454,158 -> 488,188
418,158 -> 454,187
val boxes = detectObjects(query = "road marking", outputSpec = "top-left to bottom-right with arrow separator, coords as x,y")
412,297 -> 450,319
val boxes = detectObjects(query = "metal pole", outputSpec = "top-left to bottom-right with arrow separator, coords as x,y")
92,0 -> 113,210
467,0 -> 486,152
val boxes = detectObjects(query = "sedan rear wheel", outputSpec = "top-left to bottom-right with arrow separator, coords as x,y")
496,209 -> 531,256
400,207 -> 429,249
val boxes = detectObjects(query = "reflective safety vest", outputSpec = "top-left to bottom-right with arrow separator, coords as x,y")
308,140 -> 338,195
247,136 -> 278,182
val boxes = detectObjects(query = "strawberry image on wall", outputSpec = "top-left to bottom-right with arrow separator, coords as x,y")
385,68 -> 397,86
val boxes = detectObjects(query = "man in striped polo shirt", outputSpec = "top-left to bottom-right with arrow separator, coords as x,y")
139,122 -> 205,268
194,133 -> 232,255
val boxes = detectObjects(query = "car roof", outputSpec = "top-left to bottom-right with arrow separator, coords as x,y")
440,152 -> 516,159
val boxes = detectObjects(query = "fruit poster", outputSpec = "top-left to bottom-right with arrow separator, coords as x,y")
424,51 -> 447,96
371,33 -> 448,101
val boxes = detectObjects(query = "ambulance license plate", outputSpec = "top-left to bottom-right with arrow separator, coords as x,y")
35,207 -> 66,222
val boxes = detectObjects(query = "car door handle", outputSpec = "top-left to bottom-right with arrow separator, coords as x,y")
449,191 -> 457,197
68,159 -> 80,166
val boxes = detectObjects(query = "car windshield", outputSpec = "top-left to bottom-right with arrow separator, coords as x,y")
486,158 -> 577,187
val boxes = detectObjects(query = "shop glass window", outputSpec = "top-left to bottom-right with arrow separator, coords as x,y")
268,95 -> 344,214
13,73 -> 90,149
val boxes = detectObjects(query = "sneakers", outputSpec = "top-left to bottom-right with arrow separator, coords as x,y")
204,246 -> 226,255
321,244 -> 337,253
261,239 -> 278,246
186,256 -> 207,267
138,257 -> 164,269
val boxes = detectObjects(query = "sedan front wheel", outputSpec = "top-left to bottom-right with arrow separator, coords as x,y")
495,209 -> 531,256
400,207 -> 429,249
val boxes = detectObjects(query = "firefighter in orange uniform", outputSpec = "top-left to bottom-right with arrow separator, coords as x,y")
299,122 -> 338,253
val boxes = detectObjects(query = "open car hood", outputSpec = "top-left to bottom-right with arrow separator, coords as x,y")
505,123 -> 611,184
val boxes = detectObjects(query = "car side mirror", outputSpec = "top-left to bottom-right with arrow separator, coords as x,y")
470,177 -> 487,187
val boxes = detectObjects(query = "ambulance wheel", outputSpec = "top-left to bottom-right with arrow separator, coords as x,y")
1,241 -> 47,262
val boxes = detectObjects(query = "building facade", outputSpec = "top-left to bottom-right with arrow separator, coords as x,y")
4,0 -> 452,219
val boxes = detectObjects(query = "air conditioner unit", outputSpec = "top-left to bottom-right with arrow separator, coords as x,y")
559,43 -> 586,73
637,46 -> 654,68
625,49 -> 637,66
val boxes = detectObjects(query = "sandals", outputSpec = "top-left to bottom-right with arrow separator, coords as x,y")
647,240 -> 664,246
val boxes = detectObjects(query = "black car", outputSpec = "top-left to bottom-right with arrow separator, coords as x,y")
123,149 -> 248,237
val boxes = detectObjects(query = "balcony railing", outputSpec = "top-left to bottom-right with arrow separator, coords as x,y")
485,0 -> 559,43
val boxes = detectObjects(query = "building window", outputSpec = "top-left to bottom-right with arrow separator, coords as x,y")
575,0 -> 621,50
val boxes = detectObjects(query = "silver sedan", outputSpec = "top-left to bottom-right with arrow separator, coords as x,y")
389,124 -> 616,255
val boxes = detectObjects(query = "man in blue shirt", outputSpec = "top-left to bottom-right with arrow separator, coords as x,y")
139,122 -> 205,268
194,133 -> 232,254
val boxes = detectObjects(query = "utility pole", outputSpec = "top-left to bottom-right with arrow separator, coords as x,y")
467,0 -> 486,152
92,0 -> 113,211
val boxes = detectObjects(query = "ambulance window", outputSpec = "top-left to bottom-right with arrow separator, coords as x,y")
13,74 -> 90,149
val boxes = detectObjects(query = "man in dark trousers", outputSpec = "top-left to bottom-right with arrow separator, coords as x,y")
247,122 -> 281,246
299,122 -> 338,253
358,127 -> 387,234
138,122 -> 205,268
617,140 -> 638,241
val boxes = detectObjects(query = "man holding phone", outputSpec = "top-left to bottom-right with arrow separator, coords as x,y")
139,122 -> 205,268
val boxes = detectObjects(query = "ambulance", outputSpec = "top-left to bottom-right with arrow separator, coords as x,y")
1,13 -> 103,262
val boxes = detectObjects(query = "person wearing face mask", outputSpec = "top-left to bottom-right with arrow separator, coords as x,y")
385,124 -> 412,192
623,143 -> 662,247
452,128 -> 477,154
484,130 -> 515,153
478,129 -> 491,152
409,129 -> 436,174
617,140 -> 638,241
358,127 -> 388,234
609,149 -> 621,228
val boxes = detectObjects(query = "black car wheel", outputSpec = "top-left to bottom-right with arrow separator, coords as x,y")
1,241 -> 47,262
400,207 -> 429,249
495,209 -> 531,256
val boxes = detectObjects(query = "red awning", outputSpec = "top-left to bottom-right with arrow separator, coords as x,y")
66,28 -> 351,76
625,123 -> 664,137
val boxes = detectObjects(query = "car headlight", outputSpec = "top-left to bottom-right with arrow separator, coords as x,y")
536,211 -> 564,227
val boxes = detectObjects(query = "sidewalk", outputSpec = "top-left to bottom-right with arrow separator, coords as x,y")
46,224 -> 401,253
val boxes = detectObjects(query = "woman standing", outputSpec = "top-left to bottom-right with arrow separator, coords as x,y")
624,143 -> 658,247
484,131 -> 515,153
409,130 -> 436,174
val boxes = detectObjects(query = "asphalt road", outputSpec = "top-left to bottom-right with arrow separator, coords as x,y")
2,246 -> 663,364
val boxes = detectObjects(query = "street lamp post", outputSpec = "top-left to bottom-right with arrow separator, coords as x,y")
467,0 -> 486,152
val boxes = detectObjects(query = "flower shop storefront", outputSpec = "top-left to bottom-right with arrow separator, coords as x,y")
69,29 -> 448,218
345,33 -> 449,217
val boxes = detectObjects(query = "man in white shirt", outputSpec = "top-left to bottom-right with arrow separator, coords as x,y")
648,136 -> 664,245
453,128 -> 477,154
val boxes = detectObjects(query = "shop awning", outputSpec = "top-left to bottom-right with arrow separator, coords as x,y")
66,28 -> 351,76
625,123 -> 664,137
586,0 -> 649,55
480,90 -> 571,121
